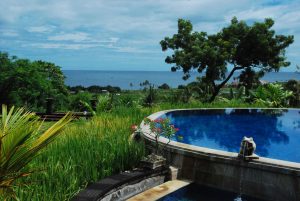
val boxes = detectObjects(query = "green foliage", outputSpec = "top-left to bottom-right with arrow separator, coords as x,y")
14,108 -> 145,201
178,87 -> 192,103
228,86 -> 246,100
69,92 -> 93,111
251,83 -> 293,107
143,85 -> 156,106
161,17 -> 294,102
158,83 -> 170,90
0,52 -> 68,111
96,95 -> 113,113
186,77 -> 214,101
239,67 -> 262,93
143,117 -> 179,155
283,80 -> 300,107
0,105 -> 72,199
117,94 -> 140,108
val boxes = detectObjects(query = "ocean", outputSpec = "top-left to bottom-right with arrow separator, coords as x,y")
63,70 -> 300,90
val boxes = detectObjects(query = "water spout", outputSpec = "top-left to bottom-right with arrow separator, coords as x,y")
238,136 -> 259,161
235,136 -> 260,201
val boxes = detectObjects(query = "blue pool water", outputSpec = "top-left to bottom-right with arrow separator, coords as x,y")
157,183 -> 266,201
159,109 -> 300,163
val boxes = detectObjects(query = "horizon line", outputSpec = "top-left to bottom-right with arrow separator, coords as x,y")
62,69 -> 298,73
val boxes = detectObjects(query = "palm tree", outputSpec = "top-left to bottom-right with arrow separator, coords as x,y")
0,105 -> 72,199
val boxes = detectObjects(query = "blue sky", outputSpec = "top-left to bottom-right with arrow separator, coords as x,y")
0,0 -> 299,71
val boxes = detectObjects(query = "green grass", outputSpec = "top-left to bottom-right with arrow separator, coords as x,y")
14,112 -> 145,201
13,100 -> 267,200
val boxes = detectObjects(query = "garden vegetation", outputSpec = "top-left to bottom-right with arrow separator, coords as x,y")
0,17 -> 299,200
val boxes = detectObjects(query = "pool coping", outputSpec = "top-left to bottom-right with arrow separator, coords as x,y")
127,180 -> 191,201
140,108 -> 300,172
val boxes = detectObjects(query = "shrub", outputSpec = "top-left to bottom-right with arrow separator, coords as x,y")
69,92 -> 93,111
251,83 -> 293,107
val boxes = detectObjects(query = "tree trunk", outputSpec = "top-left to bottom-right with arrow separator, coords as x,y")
208,66 -> 243,102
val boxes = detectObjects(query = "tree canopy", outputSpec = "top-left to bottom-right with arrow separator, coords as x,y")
0,52 -> 68,111
160,17 -> 294,101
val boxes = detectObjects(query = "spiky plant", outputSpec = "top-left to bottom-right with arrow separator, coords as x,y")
251,83 -> 293,107
0,105 -> 72,199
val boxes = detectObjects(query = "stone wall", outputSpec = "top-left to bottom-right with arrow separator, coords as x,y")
164,146 -> 300,201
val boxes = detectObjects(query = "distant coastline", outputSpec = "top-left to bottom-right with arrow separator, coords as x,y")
63,70 -> 300,90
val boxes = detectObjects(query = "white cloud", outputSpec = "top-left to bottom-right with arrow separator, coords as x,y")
0,0 -> 299,69
0,29 -> 18,37
27,25 -> 56,33
226,5 -> 285,21
227,2 -> 300,32
114,46 -> 157,53
26,42 -> 100,50
48,32 -> 90,42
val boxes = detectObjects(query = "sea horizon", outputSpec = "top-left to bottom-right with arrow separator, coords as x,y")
63,70 -> 300,90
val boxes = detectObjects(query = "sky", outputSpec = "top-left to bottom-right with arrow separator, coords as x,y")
0,0 -> 299,72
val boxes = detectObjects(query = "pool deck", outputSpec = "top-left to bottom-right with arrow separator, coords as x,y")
128,180 -> 191,201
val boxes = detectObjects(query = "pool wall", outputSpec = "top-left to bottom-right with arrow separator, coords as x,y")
141,109 -> 300,201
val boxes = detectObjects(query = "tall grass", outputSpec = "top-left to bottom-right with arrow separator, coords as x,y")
14,114 -> 145,201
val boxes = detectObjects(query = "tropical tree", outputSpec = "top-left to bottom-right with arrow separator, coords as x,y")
0,52 -> 68,111
0,105 -> 72,199
160,17 -> 294,102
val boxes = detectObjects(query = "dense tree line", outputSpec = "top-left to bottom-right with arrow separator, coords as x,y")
68,85 -> 121,94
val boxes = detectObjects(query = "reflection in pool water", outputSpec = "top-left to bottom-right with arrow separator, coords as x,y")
158,109 -> 300,162
157,183 -> 266,201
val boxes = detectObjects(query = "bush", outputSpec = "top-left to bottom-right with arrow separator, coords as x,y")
250,83 -> 293,107
69,92 -> 93,111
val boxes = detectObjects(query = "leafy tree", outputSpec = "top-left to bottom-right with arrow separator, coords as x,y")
160,17 -> 294,102
0,52 -> 68,111
140,80 -> 150,87
158,83 -> 170,90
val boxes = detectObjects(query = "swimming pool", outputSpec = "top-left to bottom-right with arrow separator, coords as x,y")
141,109 -> 300,201
158,109 -> 300,163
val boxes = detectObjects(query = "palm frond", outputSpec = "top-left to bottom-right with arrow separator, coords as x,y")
0,105 -> 72,198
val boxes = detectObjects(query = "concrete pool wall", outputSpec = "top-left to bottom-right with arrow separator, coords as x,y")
141,109 -> 300,201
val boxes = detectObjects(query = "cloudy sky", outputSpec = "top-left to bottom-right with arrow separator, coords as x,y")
0,0 -> 299,71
